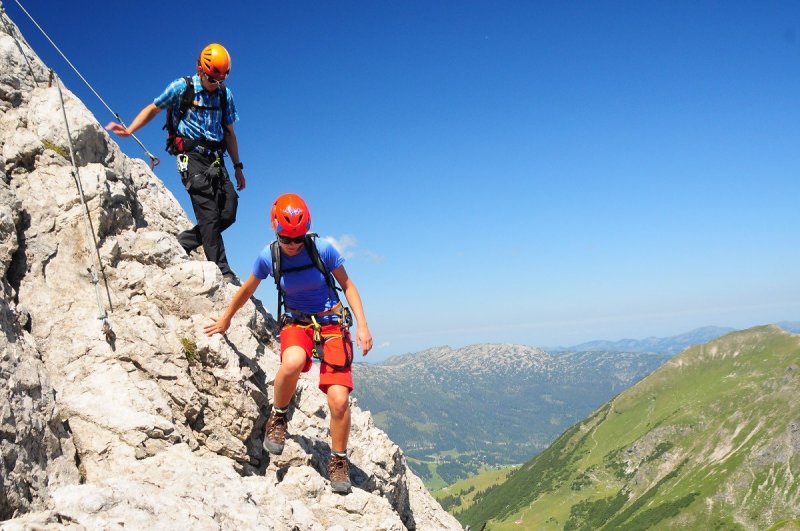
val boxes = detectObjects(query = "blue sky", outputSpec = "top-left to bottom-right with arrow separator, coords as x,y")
9,1 -> 799,361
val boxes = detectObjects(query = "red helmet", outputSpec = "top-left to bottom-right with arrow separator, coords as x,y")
271,193 -> 311,237
197,43 -> 231,80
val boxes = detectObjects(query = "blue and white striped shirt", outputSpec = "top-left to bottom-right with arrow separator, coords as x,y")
153,74 -> 238,142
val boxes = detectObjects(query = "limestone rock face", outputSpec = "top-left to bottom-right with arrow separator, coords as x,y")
0,12 -> 460,530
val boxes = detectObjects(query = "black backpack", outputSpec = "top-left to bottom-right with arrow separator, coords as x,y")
164,76 -> 229,155
270,233 -> 340,323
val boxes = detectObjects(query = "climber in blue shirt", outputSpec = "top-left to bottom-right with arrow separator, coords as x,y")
106,43 -> 245,283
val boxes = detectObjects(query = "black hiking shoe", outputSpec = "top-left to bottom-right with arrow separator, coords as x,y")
263,411 -> 287,455
222,272 -> 240,286
328,454 -> 351,494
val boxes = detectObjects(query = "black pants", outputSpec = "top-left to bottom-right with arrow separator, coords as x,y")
176,151 -> 238,276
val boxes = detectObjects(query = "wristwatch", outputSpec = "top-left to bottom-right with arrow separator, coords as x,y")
233,162 -> 244,170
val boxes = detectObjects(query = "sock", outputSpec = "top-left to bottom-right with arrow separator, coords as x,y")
273,406 -> 288,415
333,450 -> 347,458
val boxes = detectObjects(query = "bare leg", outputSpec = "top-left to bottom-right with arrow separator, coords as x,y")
327,384 -> 351,453
274,346 -> 306,408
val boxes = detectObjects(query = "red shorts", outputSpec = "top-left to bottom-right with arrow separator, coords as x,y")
279,323 -> 354,392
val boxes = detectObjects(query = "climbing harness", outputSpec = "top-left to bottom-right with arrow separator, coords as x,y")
310,311 -> 353,371
287,310 -> 353,371
177,152 -> 225,194
271,234 -> 354,370
6,0 -> 161,168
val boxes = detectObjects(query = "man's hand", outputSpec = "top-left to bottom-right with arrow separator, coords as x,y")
204,315 -> 232,336
356,326 -> 373,356
104,104 -> 160,139
105,122 -> 131,137
235,168 -> 246,191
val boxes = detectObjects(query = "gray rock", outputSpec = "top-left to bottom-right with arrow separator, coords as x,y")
0,10 -> 460,530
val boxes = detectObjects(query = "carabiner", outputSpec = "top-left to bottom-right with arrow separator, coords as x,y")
177,153 -> 189,173
310,315 -> 323,359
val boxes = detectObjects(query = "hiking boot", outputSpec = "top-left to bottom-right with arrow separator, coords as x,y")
328,454 -> 351,494
222,272 -> 240,286
177,229 -> 200,255
263,411 -> 287,455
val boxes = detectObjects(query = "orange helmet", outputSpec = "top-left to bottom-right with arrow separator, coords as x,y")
271,193 -> 311,237
197,43 -> 231,80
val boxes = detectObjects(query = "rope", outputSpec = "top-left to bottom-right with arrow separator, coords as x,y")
9,0 -> 160,168
3,1 -> 115,341
54,72 -> 115,341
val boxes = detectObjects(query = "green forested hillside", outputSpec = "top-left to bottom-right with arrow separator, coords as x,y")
433,466 -> 517,514
461,326 -> 800,530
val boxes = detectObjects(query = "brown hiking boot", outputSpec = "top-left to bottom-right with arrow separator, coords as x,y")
263,411 -> 287,455
328,454 -> 351,494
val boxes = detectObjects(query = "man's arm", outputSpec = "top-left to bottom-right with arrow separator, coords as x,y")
203,274 -> 261,336
105,103 -> 161,137
332,266 -> 373,356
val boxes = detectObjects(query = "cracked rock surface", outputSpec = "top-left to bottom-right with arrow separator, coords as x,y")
0,11 -> 459,530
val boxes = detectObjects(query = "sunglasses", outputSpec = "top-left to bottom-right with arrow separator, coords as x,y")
278,234 -> 305,244
204,73 -> 225,85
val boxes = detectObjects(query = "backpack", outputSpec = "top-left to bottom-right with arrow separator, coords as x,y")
164,76 -> 229,155
270,233 -> 340,321
270,233 -> 353,370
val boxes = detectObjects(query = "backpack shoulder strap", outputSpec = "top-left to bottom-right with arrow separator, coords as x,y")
165,76 -> 195,134
180,76 -> 195,112
218,82 -> 229,128
270,239 -> 282,291
304,233 -> 340,299
270,239 -> 285,320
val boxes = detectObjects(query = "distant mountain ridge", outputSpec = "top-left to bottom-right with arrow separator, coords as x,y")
550,325 -> 736,355
378,343 -> 550,372
353,343 -> 670,478
461,325 -> 800,530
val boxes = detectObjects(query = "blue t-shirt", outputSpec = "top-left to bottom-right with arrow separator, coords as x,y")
153,75 -> 238,142
253,238 -> 345,319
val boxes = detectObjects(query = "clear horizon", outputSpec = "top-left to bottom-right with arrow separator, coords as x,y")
8,1 -> 799,362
